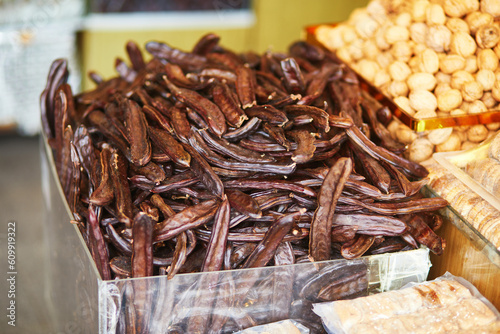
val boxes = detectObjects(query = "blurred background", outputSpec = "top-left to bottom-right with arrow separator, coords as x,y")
0,1 -> 368,332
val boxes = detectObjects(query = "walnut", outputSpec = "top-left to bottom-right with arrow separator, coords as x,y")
342,25 -> 357,44
408,138 -> 434,162
494,79 -> 500,102
439,54 -> 466,74
426,25 -> 452,52
476,25 -> 500,49
465,12 -> 493,35
375,24 -> 391,50
361,40 -> 380,60
394,96 -> 416,115
428,127 -> 453,145
467,124 -> 489,142
373,69 -> 391,87
391,41 -> 413,61
367,0 -> 387,23
481,0 -> 500,17
389,61 -> 412,81
407,72 -> 437,91
336,47 -> 352,63
395,12 -> 412,27
486,122 -> 500,131
461,141 -> 478,150
315,26 -> 345,50
386,80 -> 409,98
476,69 -> 496,91
354,13 -> 379,39
450,31 -> 477,57
461,81 -> 484,102
408,137 -> 434,162
435,132 -> 462,152
412,0 -> 430,22
385,25 -> 410,44
409,56 -> 421,72
413,43 -> 427,55
434,82 -> 452,96
410,90 -> 438,112
410,23 -> 428,44
450,70 -> 474,90
464,55 -> 478,73
414,109 -> 438,119
356,59 -> 380,82
387,119 -> 401,138
482,91 -> 497,108
435,71 -> 452,84
437,89 -> 463,112
426,3 -> 446,25
347,39 -> 364,61
396,124 -> 418,144
419,48 -> 440,73
468,100 -> 487,114
375,51 -> 394,69
443,0 -> 479,18
477,48 -> 499,71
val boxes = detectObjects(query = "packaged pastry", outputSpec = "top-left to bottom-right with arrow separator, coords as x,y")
312,273 -> 500,334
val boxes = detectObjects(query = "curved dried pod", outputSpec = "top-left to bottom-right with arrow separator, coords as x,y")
476,24 -> 500,49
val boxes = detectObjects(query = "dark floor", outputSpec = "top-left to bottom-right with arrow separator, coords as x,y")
0,135 -> 54,333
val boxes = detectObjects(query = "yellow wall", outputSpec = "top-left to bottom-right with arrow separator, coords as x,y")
80,0 -> 368,90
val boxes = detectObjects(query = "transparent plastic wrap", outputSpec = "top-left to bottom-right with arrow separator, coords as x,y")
41,134 -> 432,333
312,272 -> 500,334
234,319 -> 310,334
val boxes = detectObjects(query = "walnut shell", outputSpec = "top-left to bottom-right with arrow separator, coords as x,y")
411,0 -> 430,22
467,124 -> 489,142
477,48 -> 499,71
409,90 -> 438,112
476,25 -> 500,49
444,0 -> 479,18
446,18 -> 470,34
481,0 -> 500,17
450,31 -> 477,57
407,72 -> 437,91
435,132 -> 462,152
461,81 -> 484,102
465,11 -> 493,35
410,22 -> 428,44
476,69 -> 496,91
426,3 -> 446,25
428,127 -> 453,145
419,48 -> 440,73
426,25 -> 452,53
437,89 -> 463,112
385,25 -> 410,44
439,54 -> 466,74
408,138 -> 434,162
468,100 -> 487,114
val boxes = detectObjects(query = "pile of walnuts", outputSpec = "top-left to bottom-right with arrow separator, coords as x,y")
316,0 -> 500,162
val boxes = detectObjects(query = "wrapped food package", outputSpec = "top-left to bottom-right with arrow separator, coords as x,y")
312,273 -> 500,334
